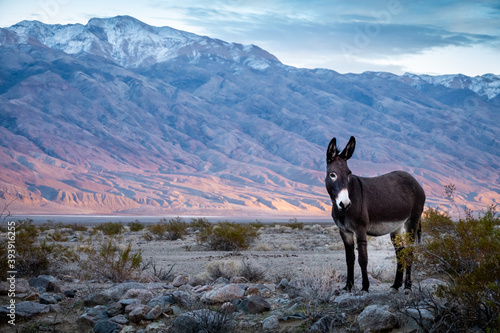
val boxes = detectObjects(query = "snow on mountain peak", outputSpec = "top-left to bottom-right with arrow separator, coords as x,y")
402,72 -> 500,100
7,16 -> 280,69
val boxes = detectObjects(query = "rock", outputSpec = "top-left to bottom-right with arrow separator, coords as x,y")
109,314 -> 129,325
119,325 -> 135,333
147,295 -> 175,311
0,278 -> 32,296
127,304 -> 151,323
403,307 -> 435,332
238,295 -> 271,314
39,292 -> 61,304
245,286 -> 261,296
124,301 -> 142,313
212,277 -> 230,285
144,304 -> 162,320
108,282 -> 146,301
84,292 -> 112,306
202,283 -> 246,303
144,321 -> 168,332
334,291 -> 398,311
171,290 -> 196,307
262,314 -> 280,331
418,278 -> 446,292
188,276 -> 204,287
64,289 -> 77,298
193,285 -> 212,293
120,288 -> 153,304
28,275 -> 61,292
106,302 -> 124,317
308,314 -> 345,333
11,301 -> 50,318
276,278 -> 289,291
221,301 -> 237,314
357,305 -> 398,332
93,319 -> 121,333
78,305 -> 109,327
172,274 -> 189,287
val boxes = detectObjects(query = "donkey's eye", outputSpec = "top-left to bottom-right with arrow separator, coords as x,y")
329,172 -> 337,181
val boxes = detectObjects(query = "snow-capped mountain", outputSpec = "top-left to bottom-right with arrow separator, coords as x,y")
7,15 -> 279,69
401,73 -> 500,100
0,16 -> 498,217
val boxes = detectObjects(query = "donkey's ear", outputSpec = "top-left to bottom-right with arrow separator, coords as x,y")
326,138 -> 338,163
340,136 -> 356,160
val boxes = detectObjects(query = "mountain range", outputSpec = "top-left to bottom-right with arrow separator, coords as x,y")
0,15 -> 498,218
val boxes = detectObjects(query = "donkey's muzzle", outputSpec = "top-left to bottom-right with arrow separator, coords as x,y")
335,189 -> 351,212
339,200 -> 351,211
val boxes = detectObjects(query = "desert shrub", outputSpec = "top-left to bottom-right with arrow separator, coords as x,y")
47,229 -> 69,242
249,220 -> 265,229
287,218 -> 304,230
408,205 -> 500,331
94,222 -> 124,236
174,308 -> 234,333
421,207 -> 455,237
128,220 -> 145,232
196,221 -> 258,251
149,217 -> 189,240
190,218 -> 212,232
205,258 -> 266,282
78,236 -> 142,282
0,219 -> 77,279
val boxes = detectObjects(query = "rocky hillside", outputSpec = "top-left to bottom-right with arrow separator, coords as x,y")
0,16 -> 499,216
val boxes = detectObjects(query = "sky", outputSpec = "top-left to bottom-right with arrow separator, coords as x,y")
1,0 -> 499,76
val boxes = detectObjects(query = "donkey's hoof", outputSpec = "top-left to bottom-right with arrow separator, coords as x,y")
404,288 -> 412,296
389,287 -> 399,294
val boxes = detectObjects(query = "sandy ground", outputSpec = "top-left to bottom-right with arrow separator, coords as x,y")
119,223 -> 400,289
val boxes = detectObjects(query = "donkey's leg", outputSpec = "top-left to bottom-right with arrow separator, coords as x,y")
390,230 -> 404,291
403,219 -> 421,291
340,230 -> 355,292
356,232 -> 369,292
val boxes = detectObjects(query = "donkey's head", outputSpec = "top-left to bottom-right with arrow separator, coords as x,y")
325,136 -> 356,212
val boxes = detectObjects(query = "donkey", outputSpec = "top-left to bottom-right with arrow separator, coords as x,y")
325,136 -> 425,292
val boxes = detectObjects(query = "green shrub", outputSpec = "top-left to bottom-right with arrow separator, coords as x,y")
149,217 -> 189,240
411,205 -> 500,331
94,222 -> 124,236
128,220 -> 145,232
78,236 -> 142,282
47,229 -> 69,242
190,217 -> 212,232
249,220 -> 265,229
196,221 -> 258,251
287,218 -> 304,230
0,219 -> 77,279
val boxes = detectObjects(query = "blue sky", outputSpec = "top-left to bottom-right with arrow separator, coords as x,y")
1,0 -> 499,75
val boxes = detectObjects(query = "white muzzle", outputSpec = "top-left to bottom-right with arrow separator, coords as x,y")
336,189 -> 351,211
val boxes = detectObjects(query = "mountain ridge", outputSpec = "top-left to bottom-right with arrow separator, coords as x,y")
0,16 -> 498,217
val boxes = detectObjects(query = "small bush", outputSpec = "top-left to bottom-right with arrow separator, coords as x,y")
196,221 -> 258,251
149,217 -> 189,240
128,220 -> 145,232
205,258 -> 266,282
78,236 -> 142,282
190,218 -> 212,232
287,218 -> 304,230
47,230 -> 69,242
94,222 -> 124,236
408,205 -> 500,331
0,219 -> 77,279
249,220 -> 265,229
